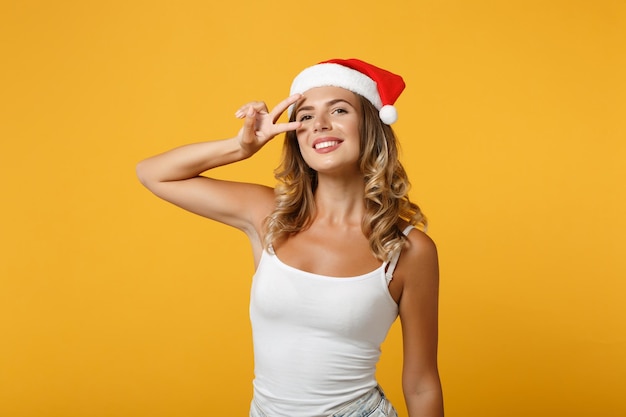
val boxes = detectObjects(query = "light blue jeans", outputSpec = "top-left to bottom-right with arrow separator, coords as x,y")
250,385 -> 398,417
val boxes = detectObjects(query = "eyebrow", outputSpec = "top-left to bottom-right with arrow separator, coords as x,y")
294,98 -> 356,116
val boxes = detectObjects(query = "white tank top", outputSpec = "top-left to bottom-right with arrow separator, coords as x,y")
249,226 -> 413,416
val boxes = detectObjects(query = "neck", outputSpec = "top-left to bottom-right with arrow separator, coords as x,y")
313,173 -> 366,227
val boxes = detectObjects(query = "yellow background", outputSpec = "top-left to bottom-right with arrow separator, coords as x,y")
1,1 -> 624,416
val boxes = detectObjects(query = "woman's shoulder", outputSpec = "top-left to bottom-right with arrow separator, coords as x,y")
389,223 -> 439,302
401,224 -> 438,267
396,219 -> 435,248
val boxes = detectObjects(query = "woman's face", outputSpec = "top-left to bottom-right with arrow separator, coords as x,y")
293,86 -> 362,175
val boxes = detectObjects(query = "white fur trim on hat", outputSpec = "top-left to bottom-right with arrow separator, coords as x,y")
288,63 -> 383,118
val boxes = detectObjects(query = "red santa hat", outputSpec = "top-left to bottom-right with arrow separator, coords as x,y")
289,58 -> 405,124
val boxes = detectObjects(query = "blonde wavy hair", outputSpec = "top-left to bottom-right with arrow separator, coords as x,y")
264,94 -> 426,262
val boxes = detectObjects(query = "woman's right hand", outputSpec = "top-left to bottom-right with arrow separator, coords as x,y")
235,94 -> 302,157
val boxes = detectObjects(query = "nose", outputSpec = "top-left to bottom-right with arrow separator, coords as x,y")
313,114 -> 330,132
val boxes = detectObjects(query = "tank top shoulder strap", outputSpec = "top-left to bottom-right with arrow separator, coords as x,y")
384,225 -> 415,284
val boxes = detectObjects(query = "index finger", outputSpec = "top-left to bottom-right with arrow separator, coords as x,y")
269,94 -> 302,123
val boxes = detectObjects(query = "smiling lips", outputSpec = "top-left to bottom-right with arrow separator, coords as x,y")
313,138 -> 343,152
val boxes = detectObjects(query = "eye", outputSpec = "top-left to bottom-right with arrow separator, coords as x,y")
298,114 -> 313,122
332,108 -> 348,115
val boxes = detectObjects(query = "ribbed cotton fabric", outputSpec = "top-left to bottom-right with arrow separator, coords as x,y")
249,227 -> 412,416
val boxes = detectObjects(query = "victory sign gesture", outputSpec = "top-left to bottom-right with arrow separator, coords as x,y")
235,94 -> 302,157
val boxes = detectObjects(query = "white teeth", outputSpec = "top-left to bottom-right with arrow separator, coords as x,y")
314,141 -> 339,149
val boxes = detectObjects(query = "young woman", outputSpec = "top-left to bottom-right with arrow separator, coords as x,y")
137,59 -> 443,417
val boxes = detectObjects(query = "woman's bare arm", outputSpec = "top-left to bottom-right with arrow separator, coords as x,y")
397,230 -> 444,417
136,94 -> 301,235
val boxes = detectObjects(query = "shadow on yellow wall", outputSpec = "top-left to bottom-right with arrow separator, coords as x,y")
1,1 -> 624,416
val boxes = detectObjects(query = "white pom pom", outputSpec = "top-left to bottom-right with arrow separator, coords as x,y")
379,105 -> 398,124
